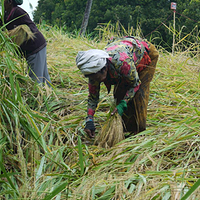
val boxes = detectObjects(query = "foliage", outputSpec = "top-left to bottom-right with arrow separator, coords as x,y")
33,0 -> 200,51
0,22 -> 199,199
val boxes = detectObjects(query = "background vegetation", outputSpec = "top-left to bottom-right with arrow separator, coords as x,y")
34,0 -> 200,51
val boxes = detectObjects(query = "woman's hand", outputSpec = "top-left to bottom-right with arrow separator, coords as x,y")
84,128 -> 95,138
84,118 -> 96,138
111,99 -> 128,116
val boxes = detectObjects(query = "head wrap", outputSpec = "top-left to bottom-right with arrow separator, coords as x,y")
13,0 -> 23,5
76,49 -> 109,75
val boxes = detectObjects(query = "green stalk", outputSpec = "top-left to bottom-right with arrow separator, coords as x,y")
181,179 -> 200,200
43,180 -> 69,200
78,136 -> 84,176
0,161 -> 19,196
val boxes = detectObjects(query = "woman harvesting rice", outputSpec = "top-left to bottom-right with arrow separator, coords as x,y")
2,0 -> 51,86
76,36 -> 159,138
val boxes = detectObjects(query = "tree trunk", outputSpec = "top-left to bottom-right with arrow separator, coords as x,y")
79,0 -> 93,36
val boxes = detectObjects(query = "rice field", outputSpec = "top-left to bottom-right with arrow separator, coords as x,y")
0,25 -> 199,200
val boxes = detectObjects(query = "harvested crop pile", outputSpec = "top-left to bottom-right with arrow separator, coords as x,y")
8,24 -> 35,46
94,112 -> 124,148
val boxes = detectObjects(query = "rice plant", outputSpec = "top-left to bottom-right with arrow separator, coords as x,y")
0,23 -> 199,200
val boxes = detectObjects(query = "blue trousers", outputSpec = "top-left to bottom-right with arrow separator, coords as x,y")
26,46 -> 51,86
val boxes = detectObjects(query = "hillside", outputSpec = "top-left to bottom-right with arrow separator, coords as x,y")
0,26 -> 199,199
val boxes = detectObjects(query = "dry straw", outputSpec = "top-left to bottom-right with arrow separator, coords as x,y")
8,24 -> 35,46
94,112 -> 124,148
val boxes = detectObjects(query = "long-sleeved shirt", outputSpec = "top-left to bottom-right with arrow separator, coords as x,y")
4,6 -> 46,57
87,36 -> 151,117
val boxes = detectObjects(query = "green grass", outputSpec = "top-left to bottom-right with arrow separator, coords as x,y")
0,25 -> 199,199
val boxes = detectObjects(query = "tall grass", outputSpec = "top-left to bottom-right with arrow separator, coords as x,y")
0,23 -> 199,199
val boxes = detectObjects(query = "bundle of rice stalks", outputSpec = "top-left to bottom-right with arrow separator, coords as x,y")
8,24 -> 35,46
94,112 -> 124,148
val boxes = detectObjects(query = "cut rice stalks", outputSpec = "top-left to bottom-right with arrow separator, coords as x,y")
8,24 -> 35,46
94,112 -> 124,148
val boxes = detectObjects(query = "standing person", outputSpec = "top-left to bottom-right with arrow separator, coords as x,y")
3,0 -> 51,86
76,36 -> 159,138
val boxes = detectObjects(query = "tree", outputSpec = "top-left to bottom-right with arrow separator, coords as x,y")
33,0 -> 199,50
33,0 -> 57,24
79,0 -> 93,36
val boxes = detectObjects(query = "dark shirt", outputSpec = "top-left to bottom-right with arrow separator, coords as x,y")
5,6 -> 46,57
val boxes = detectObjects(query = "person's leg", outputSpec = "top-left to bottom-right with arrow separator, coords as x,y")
26,46 -> 51,86
122,42 -> 159,133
